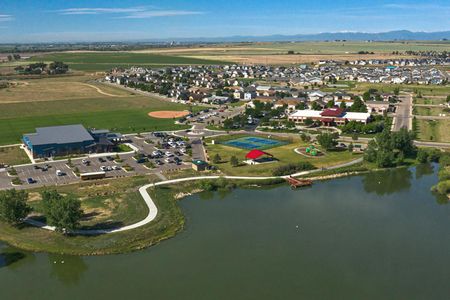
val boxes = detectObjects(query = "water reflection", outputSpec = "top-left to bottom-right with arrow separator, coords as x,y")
0,251 -> 26,268
362,168 -> 413,196
415,163 -> 434,179
49,254 -> 88,285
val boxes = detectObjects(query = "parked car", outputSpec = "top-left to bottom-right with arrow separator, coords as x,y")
56,170 -> 65,176
106,156 -> 114,161
155,160 -> 163,166
100,166 -> 108,171
33,165 -> 40,170
113,165 -> 121,171
98,157 -> 106,163
165,151 -> 174,157
27,177 -> 36,184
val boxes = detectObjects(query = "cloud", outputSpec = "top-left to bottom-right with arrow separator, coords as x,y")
0,14 -> 13,22
57,7 -> 146,15
55,7 -> 205,18
120,10 -> 205,19
383,3 -> 450,10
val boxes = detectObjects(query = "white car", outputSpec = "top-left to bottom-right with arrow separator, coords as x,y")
165,151 -> 174,157
113,165 -> 121,171
100,166 -> 108,171
55,170 -> 64,176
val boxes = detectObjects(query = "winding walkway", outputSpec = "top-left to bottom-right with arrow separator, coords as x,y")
25,157 -> 363,235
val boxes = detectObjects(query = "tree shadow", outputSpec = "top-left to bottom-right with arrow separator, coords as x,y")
0,251 -> 26,268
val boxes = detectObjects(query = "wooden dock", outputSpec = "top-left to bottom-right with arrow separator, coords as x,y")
285,176 -> 313,189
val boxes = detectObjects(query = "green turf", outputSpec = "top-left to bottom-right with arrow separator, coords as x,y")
0,96 -> 200,145
28,52 -> 231,72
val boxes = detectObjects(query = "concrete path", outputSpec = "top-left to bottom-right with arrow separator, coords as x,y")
25,157 -> 363,235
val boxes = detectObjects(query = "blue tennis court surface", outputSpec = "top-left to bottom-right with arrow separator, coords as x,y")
223,136 -> 287,150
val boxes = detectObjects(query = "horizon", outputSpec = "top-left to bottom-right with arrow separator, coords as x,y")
1,0 -> 450,43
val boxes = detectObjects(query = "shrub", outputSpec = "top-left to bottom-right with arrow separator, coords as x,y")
272,162 -> 316,176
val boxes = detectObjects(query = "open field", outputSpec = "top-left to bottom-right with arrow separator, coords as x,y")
0,95 -> 200,145
205,134 -> 358,176
414,97 -> 448,105
0,175 -> 187,255
350,83 -> 450,95
415,106 -> 449,116
0,76 -> 131,103
0,146 -> 30,165
28,52 -> 231,72
28,176 -> 151,230
416,119 -> 450,142
133,41 -> 450,64
135,41 -> 450,55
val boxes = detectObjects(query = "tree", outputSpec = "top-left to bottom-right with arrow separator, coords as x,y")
212,153 -> 222,164
0,189 -> 31,225
349,97 -> 367,112
326,100 -> 335,108
348,142 -> 354,152
316,133 -> 337,150
230,156 -> 239,167
311,102 -> 321,110
339,101 -> 347,109
300,133 -> 311,142
304,118 -> 314,126
416,148 -> 429,163
41,190 -> 83,233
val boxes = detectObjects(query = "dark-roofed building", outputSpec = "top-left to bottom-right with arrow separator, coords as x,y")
23,124 -> 96,158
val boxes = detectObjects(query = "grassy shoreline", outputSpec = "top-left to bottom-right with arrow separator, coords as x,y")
0,163 -> 386,256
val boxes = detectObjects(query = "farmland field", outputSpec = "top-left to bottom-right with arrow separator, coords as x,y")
28,52 -> 231,72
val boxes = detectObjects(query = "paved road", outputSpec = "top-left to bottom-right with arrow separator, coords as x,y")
25,157 -> 364,235
393,93 -> 413,131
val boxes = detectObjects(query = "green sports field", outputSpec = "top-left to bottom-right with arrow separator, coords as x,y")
0,96 -> 199,145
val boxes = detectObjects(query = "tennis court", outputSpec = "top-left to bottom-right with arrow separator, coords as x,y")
223,136 -> 287,150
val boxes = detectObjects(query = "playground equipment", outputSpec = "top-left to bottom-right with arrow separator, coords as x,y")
305,145 -> 318,156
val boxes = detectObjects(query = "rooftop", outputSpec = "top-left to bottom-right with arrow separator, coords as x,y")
23,124 -> 94,146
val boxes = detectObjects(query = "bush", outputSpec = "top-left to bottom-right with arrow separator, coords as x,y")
272,162 -> 316,176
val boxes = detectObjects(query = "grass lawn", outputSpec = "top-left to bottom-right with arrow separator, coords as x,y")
414,106 -> 449,116
0,75 -> 132,103
0,96 -> 196,145
414,97 -> 447,105
352,83 -> 450,95
416,119 -> 450,142
206,135 -> 359,176
28,52 -> 231,72
0,175 -> 187,255
0,146 -> 30,165
27,176 -> 151,230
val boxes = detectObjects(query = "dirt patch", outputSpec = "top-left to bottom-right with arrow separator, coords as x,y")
28,192 -> 42,202
148,110 -> 189,119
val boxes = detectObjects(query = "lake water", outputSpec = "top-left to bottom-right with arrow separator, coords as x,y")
1,165 -> 450,300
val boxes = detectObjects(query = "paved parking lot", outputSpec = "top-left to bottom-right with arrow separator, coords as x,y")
0,133 -> 194,190
15,161 -> 78,187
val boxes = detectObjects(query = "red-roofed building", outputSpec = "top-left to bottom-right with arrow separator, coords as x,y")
320,107 -> 345,117
245,149 -> 275,164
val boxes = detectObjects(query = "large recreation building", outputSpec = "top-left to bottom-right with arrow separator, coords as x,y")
288,108 -> 371,126
23,124 -> 121,158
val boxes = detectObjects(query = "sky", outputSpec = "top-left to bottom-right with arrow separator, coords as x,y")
0,0 -> 449,43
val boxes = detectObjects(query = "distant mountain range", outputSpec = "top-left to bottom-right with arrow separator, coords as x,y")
161,30 -> 450,43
